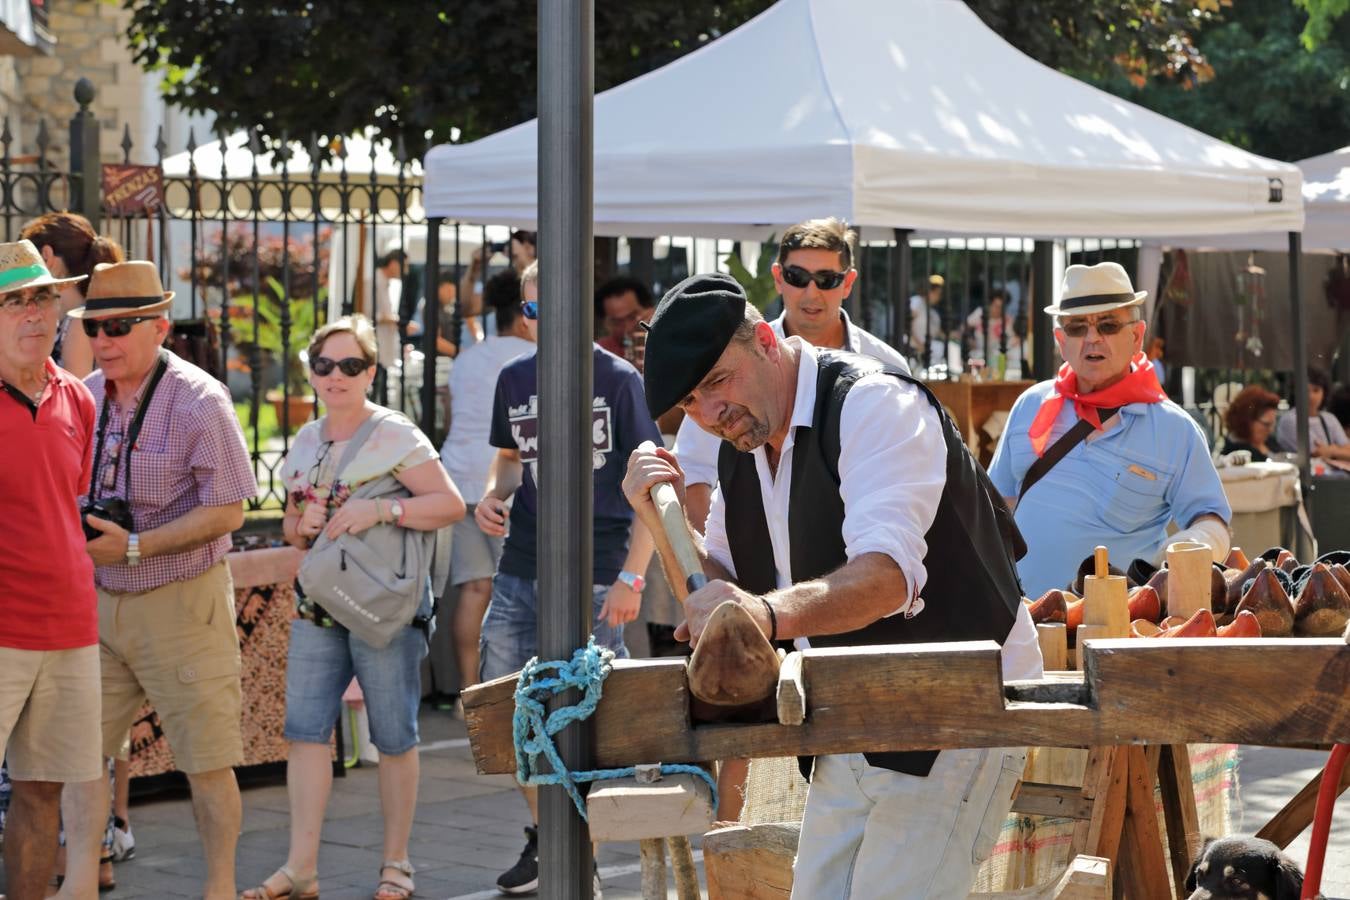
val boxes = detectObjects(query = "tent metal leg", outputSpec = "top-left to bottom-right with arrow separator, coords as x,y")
1289,231 -> 1313,559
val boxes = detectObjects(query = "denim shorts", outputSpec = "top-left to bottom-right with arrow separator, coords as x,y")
479,572 -> 629,682
284,617 -> 428,756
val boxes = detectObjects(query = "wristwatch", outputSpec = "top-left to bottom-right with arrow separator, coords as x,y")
125,533 -> 141,567
390,499 -> 406,526
617,570 -> 645,593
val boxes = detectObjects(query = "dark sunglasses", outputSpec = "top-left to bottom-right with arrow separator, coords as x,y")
1059,318 -> 1134,338
780,264 -> 848,291
520,300 -> 539,320
311,355 -> 371,377
81,316 -> 159,338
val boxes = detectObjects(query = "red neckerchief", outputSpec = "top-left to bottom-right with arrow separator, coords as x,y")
1028,351 -> 1166,456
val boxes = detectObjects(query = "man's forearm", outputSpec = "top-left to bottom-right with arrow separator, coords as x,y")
484,451 -> 523,501
766,552 -> 907,641
140,502 -> 244,559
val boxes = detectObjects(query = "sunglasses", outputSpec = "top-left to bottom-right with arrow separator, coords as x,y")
1059,317 -> 1136,339
780,264 -> 848,291
520,300 -> 539,320
81,316 -> 159,338
0,289 -> 59,314
311,355 -> 372,377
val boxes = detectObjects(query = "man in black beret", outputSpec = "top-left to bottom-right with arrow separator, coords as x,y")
624,272 -> 1043,897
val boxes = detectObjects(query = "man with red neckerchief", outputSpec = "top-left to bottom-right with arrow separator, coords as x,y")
988,262 -> 1231,597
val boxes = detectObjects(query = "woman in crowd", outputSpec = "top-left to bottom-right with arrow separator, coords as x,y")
20,212 -> 123,377
1222,385 -> 1283,461
246,315 -> 464,900
1277,366 -> 1350,475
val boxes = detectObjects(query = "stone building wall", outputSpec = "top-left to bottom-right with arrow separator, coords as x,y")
10,0 -> 154,167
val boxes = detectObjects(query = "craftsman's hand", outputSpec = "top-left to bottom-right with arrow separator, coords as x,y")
622,445 -> 686,531
674,580 -> 772,648
324,498 -> 381,540
297,502 -> 328,539
84,515 -> 130,566
476,495 -> 510,537
598,580 -> 641,628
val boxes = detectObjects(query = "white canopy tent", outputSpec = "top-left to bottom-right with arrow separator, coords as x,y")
423,0 -> 1302,241
1147,146 -> 1350,252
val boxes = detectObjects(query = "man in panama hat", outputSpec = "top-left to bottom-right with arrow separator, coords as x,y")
988,261 -> 1231,595
0,239 -> 104,900
77,259 -> 257,900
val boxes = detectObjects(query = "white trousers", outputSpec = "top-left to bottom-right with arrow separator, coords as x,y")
790,747 -> 1027,899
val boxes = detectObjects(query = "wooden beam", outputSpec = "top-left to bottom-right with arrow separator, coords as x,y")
640,839 -> 666,900
1011,781 -> 1094,820
703,824 -> 797,900
1115,746 -> 1173,900
1255,756 -> 1350,848
969,854 -> 1111,899
1157,744 -> 1201,892
777,651 -> 806,726
1071,747 -> 1127,861
585,773 -> 714,842
462,640 -> 1350,774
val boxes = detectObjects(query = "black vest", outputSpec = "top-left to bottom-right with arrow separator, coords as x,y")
718,350 -> 1026,777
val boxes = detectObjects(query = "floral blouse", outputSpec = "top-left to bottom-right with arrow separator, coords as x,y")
280,408 -> 438,616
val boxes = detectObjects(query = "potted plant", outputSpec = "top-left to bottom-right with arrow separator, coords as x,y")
229,276 -> 325,430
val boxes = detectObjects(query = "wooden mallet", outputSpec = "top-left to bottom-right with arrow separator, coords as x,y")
642,442 -> 780,708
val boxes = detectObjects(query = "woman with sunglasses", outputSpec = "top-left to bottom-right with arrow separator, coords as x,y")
253,315 -> 464,900
21,213 -> 124,378
1222,385 -> 1283,462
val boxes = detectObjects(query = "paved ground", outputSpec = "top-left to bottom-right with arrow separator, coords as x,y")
9,708 -> 1349,899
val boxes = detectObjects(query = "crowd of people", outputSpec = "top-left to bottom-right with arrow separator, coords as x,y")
2,204 -> 1339,900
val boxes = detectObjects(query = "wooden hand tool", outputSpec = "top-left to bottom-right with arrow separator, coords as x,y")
1166,540 -> 1211,620
642,442 -> 780,708
1082,545 -> 1129,639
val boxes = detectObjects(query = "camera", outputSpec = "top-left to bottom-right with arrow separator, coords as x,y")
82,497 -> 134,542
488,240 -> 509,254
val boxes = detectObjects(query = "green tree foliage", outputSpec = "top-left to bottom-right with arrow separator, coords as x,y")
1296,0 -> 1350,46
123,0 -> 774,158
1095,0 -> 1350,160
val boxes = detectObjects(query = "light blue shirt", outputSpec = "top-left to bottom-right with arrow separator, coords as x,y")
988,381 -> 1231,597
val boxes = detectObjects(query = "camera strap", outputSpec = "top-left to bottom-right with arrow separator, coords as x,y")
89,351 -> 171,504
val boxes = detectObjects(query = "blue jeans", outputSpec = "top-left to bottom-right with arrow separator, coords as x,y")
478,572 -> 629,682
284,616 -> 428,756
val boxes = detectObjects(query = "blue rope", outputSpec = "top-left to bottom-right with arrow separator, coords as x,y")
512,636 -> 718,820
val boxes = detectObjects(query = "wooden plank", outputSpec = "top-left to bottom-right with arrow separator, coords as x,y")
585,773 -> 715,842
1071,747 -> 1127,861
1255,756 -> 1350,848
1037,623 -> 1069,671
776,651 -> 805,726
1085,639 -> 1350,746
640,839 -> 666,900
463,640 -> 1350,774
1115,746 -> 1172,900
703,823 -> 796,900
1011,781 -> 1094,820
669,834 -> 701,900
968,854 -> 1111,899
1157,744 -> 1201,893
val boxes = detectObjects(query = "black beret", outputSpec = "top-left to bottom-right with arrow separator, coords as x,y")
642,272 -> 747,417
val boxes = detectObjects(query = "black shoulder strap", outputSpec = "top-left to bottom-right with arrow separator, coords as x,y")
1018,407 -> 1118,500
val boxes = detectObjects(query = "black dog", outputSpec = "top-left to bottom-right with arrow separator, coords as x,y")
1185,836 -> 1316,900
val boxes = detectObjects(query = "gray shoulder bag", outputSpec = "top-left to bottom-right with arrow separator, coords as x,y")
297,409 -> 434,648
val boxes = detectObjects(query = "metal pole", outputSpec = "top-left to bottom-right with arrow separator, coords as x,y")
891,228 -> 911,354
421,217 -> 443,438
539,0 -> 595,896
1031,240 -> 1056,382
69,79 -> 100,230
1289,231 -> 1313,556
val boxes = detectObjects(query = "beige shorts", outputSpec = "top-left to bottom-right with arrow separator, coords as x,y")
0,644 -> 104,782
99,560 -> 243,774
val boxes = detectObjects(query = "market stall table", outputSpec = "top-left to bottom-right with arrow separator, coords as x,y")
1217,460 -> 1301,555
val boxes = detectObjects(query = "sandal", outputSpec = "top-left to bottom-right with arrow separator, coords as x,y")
240,865 -> 319,900
372,860 -> 415,900
99,854 -> 116,893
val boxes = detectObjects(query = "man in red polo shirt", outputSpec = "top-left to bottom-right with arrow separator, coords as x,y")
0,239 -> 102,900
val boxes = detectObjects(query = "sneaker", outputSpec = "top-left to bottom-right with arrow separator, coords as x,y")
110,819 -> 135,862
496,825 -> 538,895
